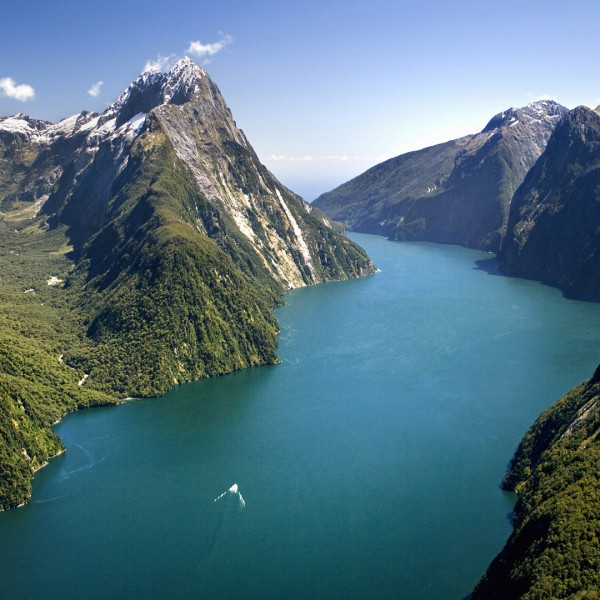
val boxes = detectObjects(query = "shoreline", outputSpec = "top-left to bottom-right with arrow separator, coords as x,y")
12,395 -> 140,510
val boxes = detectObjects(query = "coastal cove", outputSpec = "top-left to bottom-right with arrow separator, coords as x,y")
2,232 -> 600,599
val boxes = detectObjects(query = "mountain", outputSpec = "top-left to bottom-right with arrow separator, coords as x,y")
473,363 -> 600,599
313,100 -> 567,251
2,58 -> 372,289
0,58 -> 374,509
498,105 -> 600,300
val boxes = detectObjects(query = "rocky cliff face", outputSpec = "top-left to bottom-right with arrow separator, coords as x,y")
313,100 -> 567,251
498,105 -> 600,300
0,60 -> 375,391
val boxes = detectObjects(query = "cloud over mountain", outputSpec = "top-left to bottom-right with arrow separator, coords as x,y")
143,53 -> 178,73
0,77 -> 35,101
187,35 -> 232,58
87,81 -> 104,97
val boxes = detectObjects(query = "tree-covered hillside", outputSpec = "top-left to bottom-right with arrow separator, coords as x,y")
0,222 -> 116,510
474,366 -> 600,599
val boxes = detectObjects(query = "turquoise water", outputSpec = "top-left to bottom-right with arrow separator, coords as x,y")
2,234 -> 600,599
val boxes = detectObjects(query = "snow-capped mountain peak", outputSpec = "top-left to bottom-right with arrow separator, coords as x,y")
481,99 -> 567,133
162,57 -> 207,104
167,56 -> 206,81
105,57 -> 207,127
0,59 -> 216,153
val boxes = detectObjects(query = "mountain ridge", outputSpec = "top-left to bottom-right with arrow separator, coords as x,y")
312,99 -> 568,252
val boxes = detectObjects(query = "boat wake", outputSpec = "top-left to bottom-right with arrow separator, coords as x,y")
213,483 -> 246,509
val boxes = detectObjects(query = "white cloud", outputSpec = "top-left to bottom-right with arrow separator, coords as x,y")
187,35 -> 232,59
143,35 -> 233,74
267,155 -> 318,162
0,77 -> 35,102
143,53 -> 178,73
87,81 -> 103,97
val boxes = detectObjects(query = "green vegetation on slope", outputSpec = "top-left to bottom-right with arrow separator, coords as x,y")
0,222 -> 116,510
473,366 -> 600,599
64,124 -> 283,397
0,127 -> 284,506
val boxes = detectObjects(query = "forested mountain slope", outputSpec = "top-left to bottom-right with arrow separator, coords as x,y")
473,364 -> 600,599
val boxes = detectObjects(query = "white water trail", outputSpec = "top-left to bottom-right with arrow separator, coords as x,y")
213,489 -> 228,503
213,483 -> 246,509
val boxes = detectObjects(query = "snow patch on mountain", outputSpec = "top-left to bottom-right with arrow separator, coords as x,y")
1,57 -> 364,295
78,115 -> 101,132
91,117 -> 117,140
0,114 -> 39,135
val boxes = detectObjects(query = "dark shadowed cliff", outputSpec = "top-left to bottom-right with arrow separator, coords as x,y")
499,105 -> 600,300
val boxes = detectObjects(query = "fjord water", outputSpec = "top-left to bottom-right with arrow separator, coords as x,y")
2,234 -> 600,600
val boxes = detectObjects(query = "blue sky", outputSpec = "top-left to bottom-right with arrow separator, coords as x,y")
2,0 -> 599,200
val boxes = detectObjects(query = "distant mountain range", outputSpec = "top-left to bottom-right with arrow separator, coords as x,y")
315,100 -> 600,303
313,100 -> 568,252
0,58 -> 373,509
